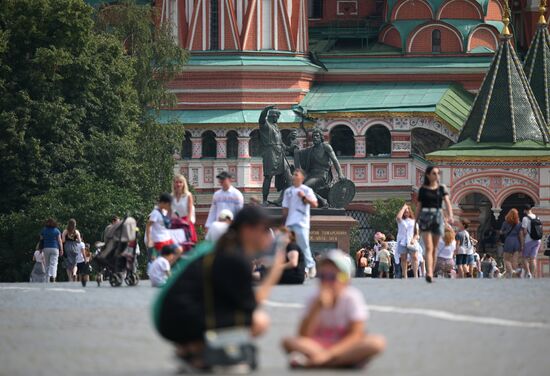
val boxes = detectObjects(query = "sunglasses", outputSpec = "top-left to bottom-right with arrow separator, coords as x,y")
318,271 -> 348,283
318,272 -> 338,282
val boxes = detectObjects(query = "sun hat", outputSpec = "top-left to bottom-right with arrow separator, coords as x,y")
321,249 -> 355,279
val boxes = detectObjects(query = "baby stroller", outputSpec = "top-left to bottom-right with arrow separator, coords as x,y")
93,217 -> 140,287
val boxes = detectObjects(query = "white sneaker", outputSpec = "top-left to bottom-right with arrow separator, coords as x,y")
527,273 -> 533,279
307,267 -> 317,279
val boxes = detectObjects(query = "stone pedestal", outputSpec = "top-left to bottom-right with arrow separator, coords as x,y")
310,215 -> 357,254
263,207 -> 357,253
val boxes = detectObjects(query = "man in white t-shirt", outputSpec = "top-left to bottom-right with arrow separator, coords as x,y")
205,209 -> 233,243
521,204 -> 541,278
149,245 -> 179,287
282,169 -> 318,278
205,171 -> 244,229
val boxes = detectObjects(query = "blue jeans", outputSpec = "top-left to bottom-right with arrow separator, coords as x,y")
288,225 -> 315,269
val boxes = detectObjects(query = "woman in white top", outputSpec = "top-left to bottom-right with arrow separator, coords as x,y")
171,174 -> 197,245
396,204 -> 418,278
171,174 -> 195,223
435,225 -> 456,278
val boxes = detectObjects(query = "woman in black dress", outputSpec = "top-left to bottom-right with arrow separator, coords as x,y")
415,166 -> 454,283
278,230 -> 306,285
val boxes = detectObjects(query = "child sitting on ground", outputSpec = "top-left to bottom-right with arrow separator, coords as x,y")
377,242 -> 391,279
282,249 -> 386,369
149,245 -> 179,287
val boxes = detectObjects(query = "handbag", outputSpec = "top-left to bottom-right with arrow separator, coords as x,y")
407,240 -> 422,253
201,253 -> 257,371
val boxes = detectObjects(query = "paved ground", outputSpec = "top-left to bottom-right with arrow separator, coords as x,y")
1,278 -> 550,376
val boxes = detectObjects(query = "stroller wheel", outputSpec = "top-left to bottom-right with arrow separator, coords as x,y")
125,273 -> 139,286
109,274 -> 123,287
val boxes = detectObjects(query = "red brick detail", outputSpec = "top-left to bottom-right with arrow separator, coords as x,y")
221,0 -> 241,50
408,24 -> 463,53
485,0 -> 503,21
177,0 -> 189,48
308,0 -> 375,25
242,0 -> 259,50
381,27 -> 402,49
391,0 -> 433,21
274,0 -> 294,51
187,0 -> 209,50
468,27 -> 498,52
437,0 -> 482,20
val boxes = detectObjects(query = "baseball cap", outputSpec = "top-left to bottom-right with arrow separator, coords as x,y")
321,249 -> 355,279
216,171 -> 233,180
218,209 -> 234,221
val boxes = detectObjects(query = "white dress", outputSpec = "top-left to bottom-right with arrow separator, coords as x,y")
172,193 -> 195,223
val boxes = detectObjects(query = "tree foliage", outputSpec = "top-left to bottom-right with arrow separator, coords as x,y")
369,198 -> 407,237
0,0 -> 187,281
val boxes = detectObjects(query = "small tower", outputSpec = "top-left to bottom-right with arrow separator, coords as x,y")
458,1 -> 549,144
524,0 -> 550,124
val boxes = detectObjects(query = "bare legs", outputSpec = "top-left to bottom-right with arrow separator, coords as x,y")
400,253 -> 419,278
421,232 -> 439,280
282,334 -> 386,368
523,257 -> 537,278
503,252 -> 516,278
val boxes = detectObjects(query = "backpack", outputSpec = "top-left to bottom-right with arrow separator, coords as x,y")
528,216 -> 543,241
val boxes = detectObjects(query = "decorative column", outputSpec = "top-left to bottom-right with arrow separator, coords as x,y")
238,137 -> 250,158
191,137 -> 202,159
216,137 -> 227,159
354,135 -> 366,158
491,207 -> 502,221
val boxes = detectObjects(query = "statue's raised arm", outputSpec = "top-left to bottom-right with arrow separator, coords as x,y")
324,143 -> 344,180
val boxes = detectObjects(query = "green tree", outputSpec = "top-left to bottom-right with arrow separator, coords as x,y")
0,0 -> 187,281
369,198 -> 407,237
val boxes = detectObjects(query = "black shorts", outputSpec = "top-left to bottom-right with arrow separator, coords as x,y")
77,262 -> 90,275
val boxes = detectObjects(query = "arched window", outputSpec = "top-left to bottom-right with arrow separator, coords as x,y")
202,130 -> 217,158
182,131 -> 192,159
226,131 -> 238,159
432,29 -> 441,53
330,125 -> 355,157
366,125 -> 391,157
249,130 -> 261,157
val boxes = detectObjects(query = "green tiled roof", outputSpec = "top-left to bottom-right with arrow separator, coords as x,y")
524,23 -> 550,124
318,55 -> 493,71
186,54 -> 320,68
155,109 -> 301,125
458,36 -> 549,144
428,139 -> 550,158
300,82 -> 473,130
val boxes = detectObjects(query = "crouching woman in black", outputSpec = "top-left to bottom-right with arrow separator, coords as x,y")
153,205 -> 286,371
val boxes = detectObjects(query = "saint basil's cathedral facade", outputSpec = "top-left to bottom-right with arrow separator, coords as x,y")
142,0 -> 550,273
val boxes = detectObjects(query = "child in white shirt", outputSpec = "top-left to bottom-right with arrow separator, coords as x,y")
149,245 -> 179,287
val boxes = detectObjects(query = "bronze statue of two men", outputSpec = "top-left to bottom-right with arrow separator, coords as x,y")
258,105 -> 347,207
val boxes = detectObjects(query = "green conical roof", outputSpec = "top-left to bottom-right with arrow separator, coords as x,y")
458,36 -> 549,144
524,23 -> 550,124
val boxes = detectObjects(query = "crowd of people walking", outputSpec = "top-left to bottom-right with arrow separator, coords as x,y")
30,164 -> 547,372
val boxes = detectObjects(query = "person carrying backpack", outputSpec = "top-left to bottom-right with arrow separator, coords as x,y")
521,204 -> 543,278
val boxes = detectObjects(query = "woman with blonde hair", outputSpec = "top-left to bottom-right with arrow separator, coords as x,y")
435,225 -> 456,278
396,203 -> 417,278
171,174 -> 197,245
499,208 -> 522,278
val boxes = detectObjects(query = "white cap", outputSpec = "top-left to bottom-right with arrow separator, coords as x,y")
322,249 -> 355,279
218,209 -> 234,221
